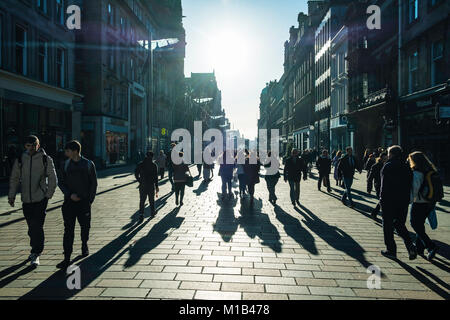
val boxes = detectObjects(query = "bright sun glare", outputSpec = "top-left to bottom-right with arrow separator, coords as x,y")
207,29 -> 249,77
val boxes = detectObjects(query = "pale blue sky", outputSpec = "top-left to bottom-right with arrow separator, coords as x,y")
182,0 -> 308,140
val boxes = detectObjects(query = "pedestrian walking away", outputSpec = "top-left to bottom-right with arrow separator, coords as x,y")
167,143 -> 176,191
8,135 -> 58,267
173,152 -> 191,206
264,151 -> 281,205
316,149 -> 332,193
367,152 -> 387,218
408,151 -> 440,261
135,151 -> 159,223
218,150 -> 235,200
56,140 -> 98,270
155,150 -> 167,180
244,151 -> 261,207
283,148 -> 307,207
379,145 -> 417,260
337,146 -> 362,208
236,150 -> 247,198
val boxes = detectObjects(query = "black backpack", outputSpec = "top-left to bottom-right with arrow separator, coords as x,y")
420,171 -> 444,203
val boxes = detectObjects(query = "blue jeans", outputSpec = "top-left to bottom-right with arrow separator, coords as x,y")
341,176 -> 354,204
288,180 -> 300,203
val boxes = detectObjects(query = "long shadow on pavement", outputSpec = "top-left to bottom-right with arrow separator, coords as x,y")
19,217 -> 151,300
123,207 -> 183,269
213,196 -> 239,242
393,258 -> 450,299
295,204 -> 376,271
122,192 -> 173,230
0,261 -> 36,288
237,198 -> 282,253
273,204 -> 318,255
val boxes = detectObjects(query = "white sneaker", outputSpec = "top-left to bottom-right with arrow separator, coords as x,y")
30,254 -> 40,266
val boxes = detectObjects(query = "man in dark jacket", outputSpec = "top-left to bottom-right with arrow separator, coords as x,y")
379,145 -> 417,260
316,149 -> 332,193
57,140 -> 97,270
367,152 -> 387,218
283,149 -> 307,206
135,151 -> 159,222
337,147 -> 362,208
244,152 -> 261,208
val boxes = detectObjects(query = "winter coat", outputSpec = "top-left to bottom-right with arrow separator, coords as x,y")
380,158 -> 413,209
367,161 -> 383,196
9,149 -> 57,204
316,156 -> 332,175
283,156 -> 307,182
135,158 -> 158,190
337,154 -> 362,179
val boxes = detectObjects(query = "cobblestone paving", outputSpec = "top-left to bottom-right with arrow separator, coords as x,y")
0,165 -> 449,300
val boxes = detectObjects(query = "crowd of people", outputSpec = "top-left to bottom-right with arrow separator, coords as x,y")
6,136 -> 444,272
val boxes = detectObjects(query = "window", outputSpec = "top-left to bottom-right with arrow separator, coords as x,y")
408,51 -> 419,93
108,86 -> 115,114
56,0 -> 65,25
15,25 -> 27,75
109,47 -> 114,70
56,48 -> 65,87
120,17 -> 125,34
431,40 -> 445,86
130,58 -> 134,81
108,3 -> 114,26
409,0 -> 419,23
38,39 -> 48,82
37,0 -> 47,14
121,54 -> 126,76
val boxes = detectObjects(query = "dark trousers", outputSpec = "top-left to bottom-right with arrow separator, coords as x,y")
247,183 -> 255,199
288,180 -> 300,203
221,176 -> 232,196
62,199 -> 91,259
342,176 -> 354,204
197,164 -> 202,176
318,173 -> 331,191
382,204 -> 413,254
168,169 -> 174,186
174,182 -> 186,203
159,167 -> 165,180
238,174 -> 247,194
22,198 -> 48,255
265,177 -> 278,201
410,202 -> 436,251
139,186 -> 155,216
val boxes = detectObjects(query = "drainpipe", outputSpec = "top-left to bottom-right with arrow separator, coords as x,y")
397,0 -> 403,145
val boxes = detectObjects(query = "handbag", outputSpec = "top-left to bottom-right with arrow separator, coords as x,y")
426,208 -> 438,230
185,174 -> 193,187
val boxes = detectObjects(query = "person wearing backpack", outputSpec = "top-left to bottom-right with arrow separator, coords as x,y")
8,135 -> 58,267
56,141 -> 97,270
408,151 -> 441,261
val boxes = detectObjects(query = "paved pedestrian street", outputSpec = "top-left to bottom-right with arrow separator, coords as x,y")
0,166 -> 449,300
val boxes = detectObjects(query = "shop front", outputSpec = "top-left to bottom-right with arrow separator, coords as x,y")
330,114 -> 349,153
401,86 -> 450,181
1,98 -> 72,178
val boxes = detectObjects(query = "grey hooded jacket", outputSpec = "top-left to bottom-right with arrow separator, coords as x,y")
8,149 -> 58,204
